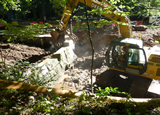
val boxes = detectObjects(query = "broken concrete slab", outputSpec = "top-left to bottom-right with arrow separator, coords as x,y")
23,58 -> 62,87
23,41 -> 77,88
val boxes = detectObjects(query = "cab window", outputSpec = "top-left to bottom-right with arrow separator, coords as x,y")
127,48 -> 146,69
108,45 -> 126,69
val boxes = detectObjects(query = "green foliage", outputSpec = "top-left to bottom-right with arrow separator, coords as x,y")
138,0 -> 160,16
49,0 -> 66,16
23,94 -> 68,114
0,19 -> 52,43
0,19 -> 7,25
82,106 -> 92,114
144,25 -> 159,28
31,99 -> 53,113
49,0 -> 66,8
1,88 -> 160,114
0,61 -> 56,87
96,87 -> 119,97
0,0 -> 20,13
1,0 -> 159,23
0,60 -> 30,81
107,0 -> 160,17
96,87 -> 131,99
70,1 -> 130,33
16,0 -> 31,20
0,89 -> 35,114
0,59 -> 56,87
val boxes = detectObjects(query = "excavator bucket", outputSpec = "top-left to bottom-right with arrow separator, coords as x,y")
50,29 -> 58,42
50,28 -> 79,50
50,28 -> 65,49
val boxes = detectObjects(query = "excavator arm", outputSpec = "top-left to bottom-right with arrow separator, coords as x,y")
51,0 -> 132,47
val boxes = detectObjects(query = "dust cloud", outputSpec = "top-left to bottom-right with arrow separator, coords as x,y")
74,24 -> 118,57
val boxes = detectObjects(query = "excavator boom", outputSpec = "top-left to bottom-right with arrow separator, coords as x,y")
61,0 -> 132,37
50,0 -> 160,80
50,0 -> 132,48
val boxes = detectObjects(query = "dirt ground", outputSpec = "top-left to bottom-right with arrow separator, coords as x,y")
0,24 -> 118,65
0,25 -> 160,97
1,25 -> 159,65
0,43 -> 53,65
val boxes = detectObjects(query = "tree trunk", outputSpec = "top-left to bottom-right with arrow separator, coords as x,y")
84,0 -> 94,93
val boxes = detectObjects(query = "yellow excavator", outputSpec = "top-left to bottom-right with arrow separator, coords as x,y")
50,0 -> 132,44
51,0 -> 160,80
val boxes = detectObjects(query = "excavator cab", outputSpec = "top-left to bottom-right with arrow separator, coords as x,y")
106,38 -> 148,75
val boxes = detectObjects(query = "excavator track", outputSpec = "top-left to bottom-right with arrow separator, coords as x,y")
95,69 -> 160,98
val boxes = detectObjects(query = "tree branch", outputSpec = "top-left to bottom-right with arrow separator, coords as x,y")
147,7 -> 160,10
133,7 -> 160,14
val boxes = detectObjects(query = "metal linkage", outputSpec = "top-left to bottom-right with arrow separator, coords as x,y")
66,29 -> 79,43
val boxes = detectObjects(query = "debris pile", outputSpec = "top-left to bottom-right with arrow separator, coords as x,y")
1,24 -> 160,94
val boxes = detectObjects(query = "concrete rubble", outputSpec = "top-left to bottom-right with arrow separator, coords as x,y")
23,38 -> 77,87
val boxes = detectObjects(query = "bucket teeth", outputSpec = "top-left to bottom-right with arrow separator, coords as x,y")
66,29 -> 79,43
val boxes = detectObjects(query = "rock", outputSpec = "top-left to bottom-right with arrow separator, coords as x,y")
28,96 -> 35,104
64,78 -> 72,82
153,34 -> 160,41
12,107 -> 17,110
75,91 -> 83,96
33,92 -> 37,96
39,93 -> 44,97
0,44 -> 10,49
72,77 -> 79,83
68,82 -> 73,87
84,84 -> 91,90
